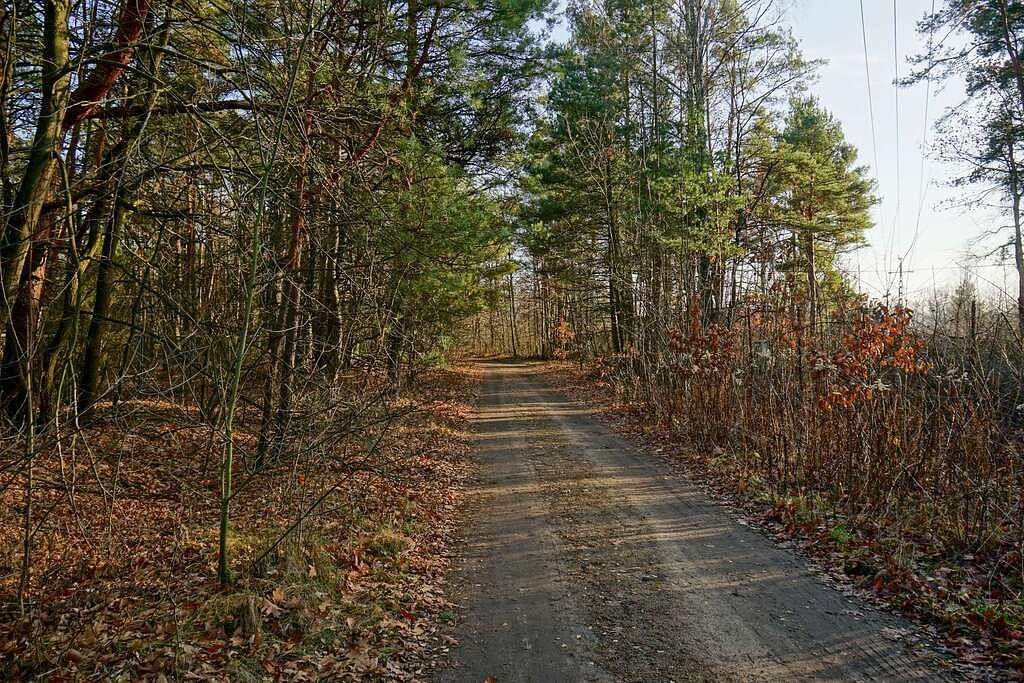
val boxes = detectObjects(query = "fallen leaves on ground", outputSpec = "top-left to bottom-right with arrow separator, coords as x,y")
0,366 -> 480,680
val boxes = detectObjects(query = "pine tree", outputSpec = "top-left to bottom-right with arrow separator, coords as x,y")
772,96 -> 876,333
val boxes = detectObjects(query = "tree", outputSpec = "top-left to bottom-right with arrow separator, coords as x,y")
519,0 -> 820,360
909,0 -> 1024,332
771,96 -> 876,333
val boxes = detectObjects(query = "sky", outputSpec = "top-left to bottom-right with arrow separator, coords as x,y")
784,0 -> 1016,304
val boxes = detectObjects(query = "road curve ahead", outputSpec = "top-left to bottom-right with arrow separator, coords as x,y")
436,359 -> 952,682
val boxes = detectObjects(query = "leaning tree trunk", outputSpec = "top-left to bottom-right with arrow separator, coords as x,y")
3,0 -> 156,420
0,0 -> 72,337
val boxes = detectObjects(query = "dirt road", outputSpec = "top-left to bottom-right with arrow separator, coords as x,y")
436,360 -> 953,682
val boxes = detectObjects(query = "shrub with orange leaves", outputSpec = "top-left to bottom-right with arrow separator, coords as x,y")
667,301 -> 737,378
584,355 -> 614,388
812,303 -> 930,411
552,319 -> 576,360
581,291 -> 1023,667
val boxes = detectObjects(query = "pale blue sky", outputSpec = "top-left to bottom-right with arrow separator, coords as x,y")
786,0 -> 1015,303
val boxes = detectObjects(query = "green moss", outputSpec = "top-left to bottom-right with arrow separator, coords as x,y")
830,524 -> 854,549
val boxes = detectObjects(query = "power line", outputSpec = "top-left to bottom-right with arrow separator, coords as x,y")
844,262 -> 1010,275
876,0 -> 906,302
905,0 -> 937,269
889,0 -> 903,285
858,0 -> 881,177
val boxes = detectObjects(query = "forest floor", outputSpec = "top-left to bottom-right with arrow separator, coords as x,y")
437,359 -> 975,682
1,368 -> 480,680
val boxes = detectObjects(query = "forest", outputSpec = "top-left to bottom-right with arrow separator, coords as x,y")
1,0 -> 1023,679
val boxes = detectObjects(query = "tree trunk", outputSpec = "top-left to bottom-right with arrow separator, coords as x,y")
387,312 -> 404,390
0,206 -> 57,420
803,232 -> 817,335
274,268 -> 303,446
0,0 -> 72,335
507,269 -> 518,358
1009,144 -> 1024,336
256,276 -> 284,464
18,4 -> 163,418
998,0 -> 1024,123
77,204 -> 127,411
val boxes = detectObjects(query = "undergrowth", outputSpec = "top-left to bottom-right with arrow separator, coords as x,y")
551,298 -> 1024,672
0,367 -> 479,680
